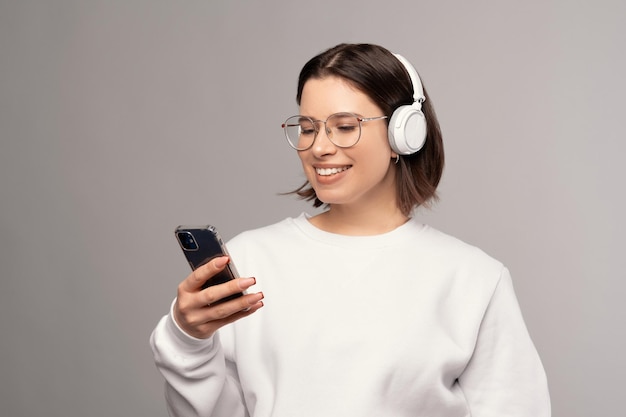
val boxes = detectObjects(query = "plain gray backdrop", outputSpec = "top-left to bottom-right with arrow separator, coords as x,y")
1,1 -> 624,416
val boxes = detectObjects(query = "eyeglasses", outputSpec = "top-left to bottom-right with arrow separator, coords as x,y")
281,112 -> 388,151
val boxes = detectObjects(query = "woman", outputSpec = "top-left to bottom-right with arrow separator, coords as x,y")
150,43 -> 551,417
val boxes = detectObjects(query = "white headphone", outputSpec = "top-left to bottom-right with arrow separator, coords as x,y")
388,54 -> 427,155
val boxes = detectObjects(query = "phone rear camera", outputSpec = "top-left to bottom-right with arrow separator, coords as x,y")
177,231 -> 198,251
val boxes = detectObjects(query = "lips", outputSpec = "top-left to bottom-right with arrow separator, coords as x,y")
315,166 -> 351,176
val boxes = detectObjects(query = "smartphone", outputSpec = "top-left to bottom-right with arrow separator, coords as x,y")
174,225 -> 243,303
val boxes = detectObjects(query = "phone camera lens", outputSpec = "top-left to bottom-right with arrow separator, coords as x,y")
178,232 -> 198,251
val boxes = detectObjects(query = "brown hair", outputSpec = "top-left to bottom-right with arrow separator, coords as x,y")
290,43 -> 444,216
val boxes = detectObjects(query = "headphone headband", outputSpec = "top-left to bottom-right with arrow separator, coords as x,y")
393,54 -> 425,106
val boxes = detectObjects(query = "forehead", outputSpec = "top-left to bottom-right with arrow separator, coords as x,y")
299,76 -> 381,117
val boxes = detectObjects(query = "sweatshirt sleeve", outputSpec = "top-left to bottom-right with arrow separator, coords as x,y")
149,300 -> 248,417
458,268 -> 551,417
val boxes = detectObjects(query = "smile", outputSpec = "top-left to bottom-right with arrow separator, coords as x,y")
316,166 -> 351,176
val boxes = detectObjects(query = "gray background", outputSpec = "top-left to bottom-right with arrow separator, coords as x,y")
1,1 -> 624,416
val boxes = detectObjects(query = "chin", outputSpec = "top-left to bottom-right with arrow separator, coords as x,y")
312,191 -> 350,206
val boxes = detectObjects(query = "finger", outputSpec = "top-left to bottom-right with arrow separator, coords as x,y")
180,256 -> 230,293
202,277 -> 258,307
210,300 -> 264,327
202,293 -> 265,328
207,290 -> 264,316
184,300 -> 265,339
177,293 -> 264,339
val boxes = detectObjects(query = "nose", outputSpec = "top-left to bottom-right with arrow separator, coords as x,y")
310,122 -> 336,156
314,120 -> 333,139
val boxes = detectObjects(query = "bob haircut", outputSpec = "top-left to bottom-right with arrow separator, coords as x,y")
290,43 -> 445,216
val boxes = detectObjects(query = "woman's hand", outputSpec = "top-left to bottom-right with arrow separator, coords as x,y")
173,256 -> 264,339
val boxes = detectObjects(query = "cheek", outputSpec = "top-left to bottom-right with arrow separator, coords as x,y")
297,151 -> 308,168
297,152 -> 315,177
361,134 -> 395,175
369,123 -> 392,150
366,128 -> 394,159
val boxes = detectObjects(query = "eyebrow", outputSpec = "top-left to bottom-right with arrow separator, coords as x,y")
298,111 -> 365,121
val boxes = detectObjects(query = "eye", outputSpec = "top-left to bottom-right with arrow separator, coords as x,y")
299,123 -> 316,136
336,124 -> 358,133
330,115 -> 359,134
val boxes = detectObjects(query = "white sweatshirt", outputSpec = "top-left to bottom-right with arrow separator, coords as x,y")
150,213 -> 550,417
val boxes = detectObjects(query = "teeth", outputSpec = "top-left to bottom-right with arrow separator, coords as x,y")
316,166 -> 349,176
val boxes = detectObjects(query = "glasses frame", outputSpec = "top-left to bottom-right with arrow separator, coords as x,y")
281,112 -> 388,151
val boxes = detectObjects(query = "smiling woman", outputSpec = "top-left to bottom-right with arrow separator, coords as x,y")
294,75 -> 400,227
288,44 -> 444,220
150,43 -> 551,417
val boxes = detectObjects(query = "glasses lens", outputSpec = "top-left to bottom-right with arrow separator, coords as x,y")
284,116 -> 316,150
327,113 -> 361,147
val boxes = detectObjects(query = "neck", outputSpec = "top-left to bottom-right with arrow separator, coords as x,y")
309,202 -> 409,236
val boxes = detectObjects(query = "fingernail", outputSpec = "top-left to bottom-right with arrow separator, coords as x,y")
240,277 -> 256,287
249,292 -> 264,303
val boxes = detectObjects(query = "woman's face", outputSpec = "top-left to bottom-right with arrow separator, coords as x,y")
297,76 -> 398,210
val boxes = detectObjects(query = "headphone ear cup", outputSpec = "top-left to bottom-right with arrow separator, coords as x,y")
388,105 -> 427,155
